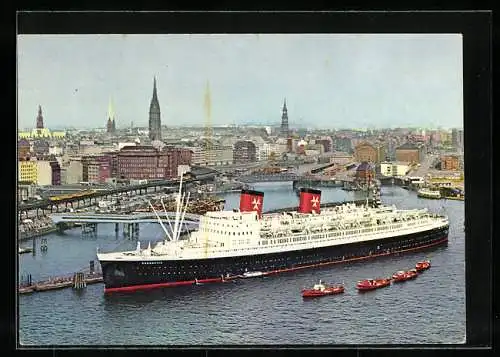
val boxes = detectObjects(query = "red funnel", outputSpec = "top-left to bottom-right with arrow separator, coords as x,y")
298,188 -> 321,214
239,189 -> 264,218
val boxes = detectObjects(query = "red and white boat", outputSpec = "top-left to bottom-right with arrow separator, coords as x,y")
356,278 -> 391,291
391,269 -> 418,282
301,280 -> 345,298
415,260 -> 431,272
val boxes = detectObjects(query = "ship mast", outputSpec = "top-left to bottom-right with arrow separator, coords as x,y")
172,174 -> 187,241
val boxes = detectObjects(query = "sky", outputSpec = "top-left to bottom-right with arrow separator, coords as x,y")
17,34 -> 463,130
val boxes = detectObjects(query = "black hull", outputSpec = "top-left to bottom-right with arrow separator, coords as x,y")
99,226 -> 448,293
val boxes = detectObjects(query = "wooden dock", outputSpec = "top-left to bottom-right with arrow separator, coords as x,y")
18,273 -> 103,295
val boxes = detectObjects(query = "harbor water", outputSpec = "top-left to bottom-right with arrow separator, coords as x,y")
18,184 -> 465,345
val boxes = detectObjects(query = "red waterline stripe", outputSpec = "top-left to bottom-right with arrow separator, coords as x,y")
263,236 -> 448,276
104,277 -> 222,293
104,236 -> 448,293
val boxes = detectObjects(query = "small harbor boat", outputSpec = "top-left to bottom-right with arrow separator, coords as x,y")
18,247 -> 33,254
415,260 -> 431,272
391,269 -> 418,282
417,188 -> 441,199
356,278 -> 391,291
301,280 -> 344,298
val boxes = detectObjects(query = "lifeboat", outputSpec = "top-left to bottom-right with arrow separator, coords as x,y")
391,269 -> 418,282
356,278 -> 391,291
415,260 -> 431,272
302,280 -> 345,298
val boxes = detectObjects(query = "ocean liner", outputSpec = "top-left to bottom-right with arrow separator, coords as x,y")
97,177 -> 449,293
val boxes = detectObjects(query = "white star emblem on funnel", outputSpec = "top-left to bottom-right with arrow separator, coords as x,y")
252,198 -> 261,210
311,196 -> 319,208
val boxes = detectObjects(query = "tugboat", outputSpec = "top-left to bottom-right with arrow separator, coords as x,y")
302,280 -> 344,298
356,278 -> 391,291
391,269 -> 418,282
415,260 -> 431,272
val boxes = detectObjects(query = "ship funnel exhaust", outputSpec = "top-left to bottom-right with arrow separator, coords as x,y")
239,189 -> 264,218
298,188 -> 322,214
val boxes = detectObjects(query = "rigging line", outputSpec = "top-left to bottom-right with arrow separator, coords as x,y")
160,196 -> 175,238
177,192 -> 191,241
148,200 -> 173,241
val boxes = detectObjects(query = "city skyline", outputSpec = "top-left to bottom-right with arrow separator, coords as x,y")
18,34 -> 463,130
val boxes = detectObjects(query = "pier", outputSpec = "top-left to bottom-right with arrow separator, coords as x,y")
18,260 -> 104,295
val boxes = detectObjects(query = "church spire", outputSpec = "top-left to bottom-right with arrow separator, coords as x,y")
107,98 -> 115,122
149,76 -> 162,141
36,105 -> 44,129
280,97 -> 289,138
106,98 -> 116,133
152,76 -> 158,101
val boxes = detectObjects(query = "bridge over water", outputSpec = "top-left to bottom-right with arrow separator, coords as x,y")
237,172 -> 356,186
237,173 -> 300,183
49,211 -> 201,225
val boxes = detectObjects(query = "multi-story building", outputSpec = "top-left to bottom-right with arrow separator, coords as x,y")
315,138 -> 332,153
164,148 -> 193,177
86,155 -> 112,183
233,140 -> 257,164
395,143 -> 426,163
188,147 -> 205,166
117,146 -> 164,180
18,158 -> 37,184
380,161 -> 411,177
61,158 -> 83,185
116,145 -> 192,180
36,160 -> 53,186
354,142 -> 386,164
259,142 -> 287,161
50,160 -> 61,185
439,131 -> 452,146
18,183 -> 37,201
18,139 -> 31,159
188,143 -> 232,166
440,155 -> 460,171
451,129 -> 464,150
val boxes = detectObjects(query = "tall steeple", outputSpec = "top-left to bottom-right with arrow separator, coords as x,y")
280,98 -> 289,138
149,76 -> 162,141
106,98 -> 116,133
36,105 -> 44,129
